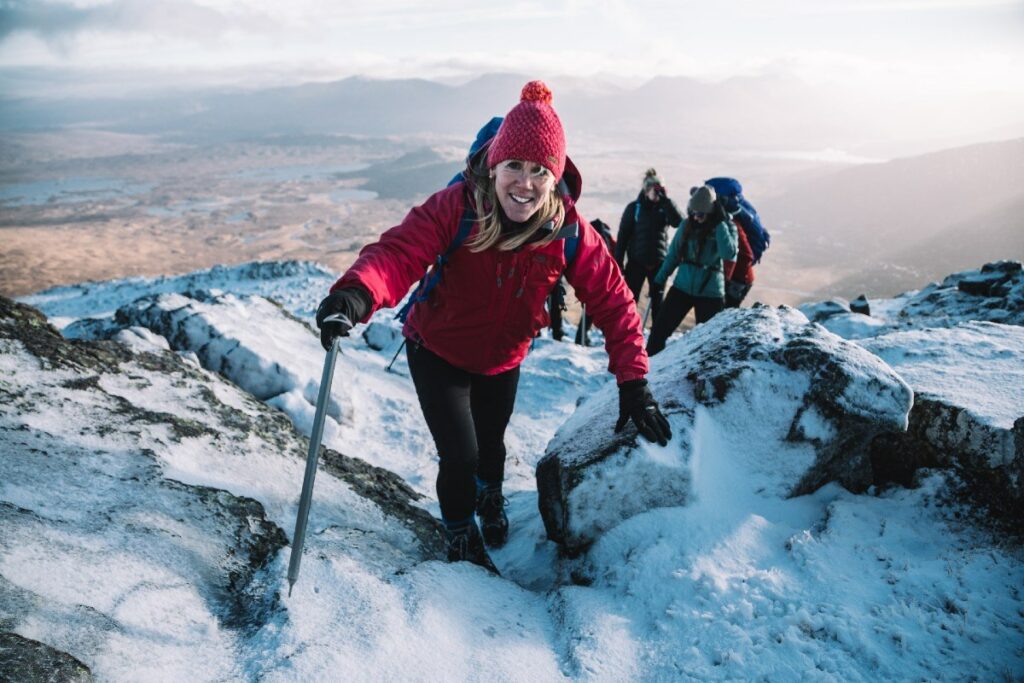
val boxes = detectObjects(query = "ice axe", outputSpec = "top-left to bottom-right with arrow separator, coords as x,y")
385,338 -> 407,374
288,314 -> 348,596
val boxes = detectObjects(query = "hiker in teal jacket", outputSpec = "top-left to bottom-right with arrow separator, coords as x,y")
646,185 -> 738,356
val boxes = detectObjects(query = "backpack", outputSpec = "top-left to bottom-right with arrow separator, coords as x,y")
397,118 -> 581,323
590,218 -> 615,255
704,177 -> 770,264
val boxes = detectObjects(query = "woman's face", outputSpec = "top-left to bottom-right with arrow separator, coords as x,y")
493,159 -> 556,223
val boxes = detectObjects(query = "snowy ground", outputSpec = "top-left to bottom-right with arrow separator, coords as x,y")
5,261 -> 1023,681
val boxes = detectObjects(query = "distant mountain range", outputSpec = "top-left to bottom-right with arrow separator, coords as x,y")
5,72 -> 1021,158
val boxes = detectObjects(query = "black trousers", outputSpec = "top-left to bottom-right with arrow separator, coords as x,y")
406,343 -> 519,522
724,280 -> 752,309
623,260 -> 664,327
646,286 -> 725,356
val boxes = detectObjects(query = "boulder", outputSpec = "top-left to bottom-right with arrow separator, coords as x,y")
537,305 -> 913,553
849,294 -> 871,316
860,321 -> 1024,521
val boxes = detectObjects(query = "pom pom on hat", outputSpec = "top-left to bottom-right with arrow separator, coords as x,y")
642,168 -> 662,189
520,80 -> 553,104
487,80 -> 566,180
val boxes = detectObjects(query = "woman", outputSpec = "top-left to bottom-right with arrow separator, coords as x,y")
315,81 -> 671,573
646,185 -> 738,356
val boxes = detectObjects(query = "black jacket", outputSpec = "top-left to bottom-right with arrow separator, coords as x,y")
615,192 -> 683,269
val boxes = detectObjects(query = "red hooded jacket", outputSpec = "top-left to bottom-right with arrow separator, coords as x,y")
331,166 -> 648,383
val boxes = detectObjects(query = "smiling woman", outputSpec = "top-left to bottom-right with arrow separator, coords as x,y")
315,79 -> 672,574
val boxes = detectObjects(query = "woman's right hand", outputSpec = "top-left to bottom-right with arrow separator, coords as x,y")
315,288 -> 370,351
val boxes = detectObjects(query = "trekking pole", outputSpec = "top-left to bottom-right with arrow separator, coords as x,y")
642,302 -> 652,332
288,319 -> 345,596
385,338 -> 406,374
579,305 -> 588,347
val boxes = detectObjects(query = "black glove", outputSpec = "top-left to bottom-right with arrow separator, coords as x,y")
315,287 -> 371,351
614,378 -> 672,446
653,184 -> 667,201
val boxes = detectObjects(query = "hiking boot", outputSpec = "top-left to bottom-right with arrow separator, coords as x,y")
445,520 -> 500,575
475,486 -> 509,548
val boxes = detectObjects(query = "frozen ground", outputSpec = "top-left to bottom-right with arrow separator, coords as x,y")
3,261 -> 1022,681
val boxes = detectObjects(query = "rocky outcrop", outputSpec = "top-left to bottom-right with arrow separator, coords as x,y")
0,295 -> 442,677
0,632 -> 92,682
537,305 -> 913,553
895,260 -> 1023,330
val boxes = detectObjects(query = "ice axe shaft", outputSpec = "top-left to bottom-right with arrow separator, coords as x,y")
386,338 -> 406,373
288,333 -> 342,596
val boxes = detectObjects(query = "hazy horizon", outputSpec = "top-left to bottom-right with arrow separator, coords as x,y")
1,1 -> 1021,305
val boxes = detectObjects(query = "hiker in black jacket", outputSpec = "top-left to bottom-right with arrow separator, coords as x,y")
615,169 -> 683,327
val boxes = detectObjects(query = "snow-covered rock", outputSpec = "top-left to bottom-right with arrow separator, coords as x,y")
66,289 -> 355,425
537,305 -> 913,553
849,294 -> 871,316
894,260 -> 1024,330
0,295 -> 442,680
860,321 -> 1024,515
362,320 -> 402,352
811,260 -> 1024,341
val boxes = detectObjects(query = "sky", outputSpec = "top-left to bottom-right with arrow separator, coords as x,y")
0,0 -> 1022,98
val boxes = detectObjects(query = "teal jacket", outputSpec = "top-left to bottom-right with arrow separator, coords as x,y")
654,219 -> 738,298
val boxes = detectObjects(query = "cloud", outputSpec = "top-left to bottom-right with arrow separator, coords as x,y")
0,0 -> 269,42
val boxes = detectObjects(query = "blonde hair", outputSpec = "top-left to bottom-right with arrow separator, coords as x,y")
462,154 -> 565,253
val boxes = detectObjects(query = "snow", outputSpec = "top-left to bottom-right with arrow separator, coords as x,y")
859,321 -> 1024,432
4,260 -> 1023,680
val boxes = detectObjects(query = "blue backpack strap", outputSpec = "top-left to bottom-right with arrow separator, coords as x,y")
563,231 -> 579,265
396,202 -> 477,322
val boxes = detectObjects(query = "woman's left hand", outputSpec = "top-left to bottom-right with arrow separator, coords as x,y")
615,379 -> 672,446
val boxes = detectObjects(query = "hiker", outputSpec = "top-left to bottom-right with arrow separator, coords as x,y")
315,81 -> 671,573
575,218 -> 616,345
725,222 -> 754,308
547,277 -> 568,341
615,169 -> 683,328
646,185 -> 738,356
704,177 -> 770,308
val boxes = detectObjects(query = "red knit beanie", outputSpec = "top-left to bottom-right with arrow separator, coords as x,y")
487,80 -> 567,180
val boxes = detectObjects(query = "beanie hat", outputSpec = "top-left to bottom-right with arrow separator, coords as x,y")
642,168 -> 662,189
487,81 -> 567,180
688,185 -> 716,214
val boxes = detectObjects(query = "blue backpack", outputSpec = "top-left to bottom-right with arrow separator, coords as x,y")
704,177 -> 770,264
397,118 -> 580,322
